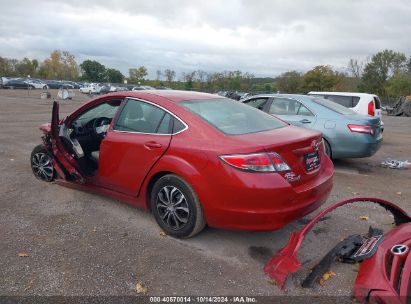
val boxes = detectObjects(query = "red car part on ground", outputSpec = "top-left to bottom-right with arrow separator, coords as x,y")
264,197 -> 411,303
354,222 -> 411,304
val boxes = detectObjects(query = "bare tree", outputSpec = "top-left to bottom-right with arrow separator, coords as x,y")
347,58 -> 363,78
196,69 -> 207,90
164,69 -> 176,86
156,70 -> 162,81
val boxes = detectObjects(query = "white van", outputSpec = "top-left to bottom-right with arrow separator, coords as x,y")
308,92 -> 383,129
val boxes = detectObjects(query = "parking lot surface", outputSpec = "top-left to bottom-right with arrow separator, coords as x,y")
0,89 -> 410,298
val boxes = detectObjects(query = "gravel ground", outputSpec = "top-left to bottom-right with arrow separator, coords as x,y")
0,89 -> 410,301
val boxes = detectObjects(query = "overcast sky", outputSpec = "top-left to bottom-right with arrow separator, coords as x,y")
1,0 -> 411,78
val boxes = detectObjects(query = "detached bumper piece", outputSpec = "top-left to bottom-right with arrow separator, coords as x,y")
354,223 -> 411,304
264,197 -> 411,297
302,227 -> 383,288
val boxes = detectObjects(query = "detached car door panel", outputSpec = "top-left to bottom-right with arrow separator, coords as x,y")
50,101 -> 85,182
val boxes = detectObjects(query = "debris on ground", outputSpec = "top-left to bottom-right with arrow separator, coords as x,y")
159,229 -> 167,236
135,281 -> 148,294
319,271 -> 336,286
18,252 -> 29,257
57,88 -> 75,100
380,158 -> 410,169
359,215 -> 369,221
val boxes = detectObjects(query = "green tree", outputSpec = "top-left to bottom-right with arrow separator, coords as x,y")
40,50 -> 79,80
16,57 -> 38,77
80,60 -> 106,82
0,56 -> 18,76
361,50 -> 407,98
61,51 -> 79,80
41,50 -> 64,79
386,72 -> 411,97
129,66 -> 148,84
302,65 -> 339,91
276,71 -> 302,93
105,68 -> 124,83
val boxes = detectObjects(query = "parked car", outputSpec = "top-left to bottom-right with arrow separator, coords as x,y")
1,76 -> 11,88
3,79 -> 34,89
307,92 -> 384,130
242,94 -> 383,159
45,80 -> 73,89
98,85 -> 111,94
30,91 -> 333,237
131,85 -> 155,90
62,81 -> 81,89
79,83 -> 102,94
26,79 -> 48,89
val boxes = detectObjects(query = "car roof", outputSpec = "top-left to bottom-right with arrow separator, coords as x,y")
242,93 -> 312,100
114,90 -> 221,102
308,91 -> 376,97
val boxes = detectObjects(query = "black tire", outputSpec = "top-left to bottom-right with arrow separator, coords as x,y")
30,144 -> 56,182
403,100 -> 411,117
150,174 -> 206,238
323,139 -> 332,159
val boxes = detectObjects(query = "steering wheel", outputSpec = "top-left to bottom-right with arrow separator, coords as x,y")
92,117 -> 111,139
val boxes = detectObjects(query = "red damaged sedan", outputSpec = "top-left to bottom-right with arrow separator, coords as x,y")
30,90 -> 333,237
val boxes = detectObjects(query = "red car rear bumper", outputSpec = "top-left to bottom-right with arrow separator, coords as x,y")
202,158 -> 334,231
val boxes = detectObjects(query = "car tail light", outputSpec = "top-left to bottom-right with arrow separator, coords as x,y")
368,100 -> 375,116
219,152 -> 291,172
348,124 -> 375,135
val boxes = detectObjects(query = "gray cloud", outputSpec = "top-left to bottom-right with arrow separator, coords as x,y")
0,0 -> 410,78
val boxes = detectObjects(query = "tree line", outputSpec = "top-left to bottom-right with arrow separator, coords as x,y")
1,49 -> 411,99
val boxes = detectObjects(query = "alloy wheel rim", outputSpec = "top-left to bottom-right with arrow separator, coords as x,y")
156,186 -> 190,230
32,152 -> 54,181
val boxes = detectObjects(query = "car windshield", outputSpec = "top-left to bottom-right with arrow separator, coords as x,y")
310,97 -> 357,115
180,98 -> 286,135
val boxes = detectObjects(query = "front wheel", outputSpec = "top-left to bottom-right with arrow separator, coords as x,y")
30,145 -> 55,182
150,174 -> 206,238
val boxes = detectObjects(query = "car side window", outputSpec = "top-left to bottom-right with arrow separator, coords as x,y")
269,98 -> 300,115
297,103 -> 314,116
114,99 -> 172,134
243,98 -> 269,110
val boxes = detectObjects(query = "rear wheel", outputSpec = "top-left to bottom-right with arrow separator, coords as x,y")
30,145 -> 55,182
323,139 -> 332,159
150,174 -> 206,238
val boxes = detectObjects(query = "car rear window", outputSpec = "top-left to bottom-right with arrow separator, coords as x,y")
325,95 -> 353,107
180,98 -> 286,135
352,96 -> 360,107
310,97 -> 357,115
373,96 -> 381,109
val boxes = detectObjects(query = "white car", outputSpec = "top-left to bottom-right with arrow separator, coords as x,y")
26,79 -> 48,89
79,83 -> 102,94
308,91 -> 384,130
